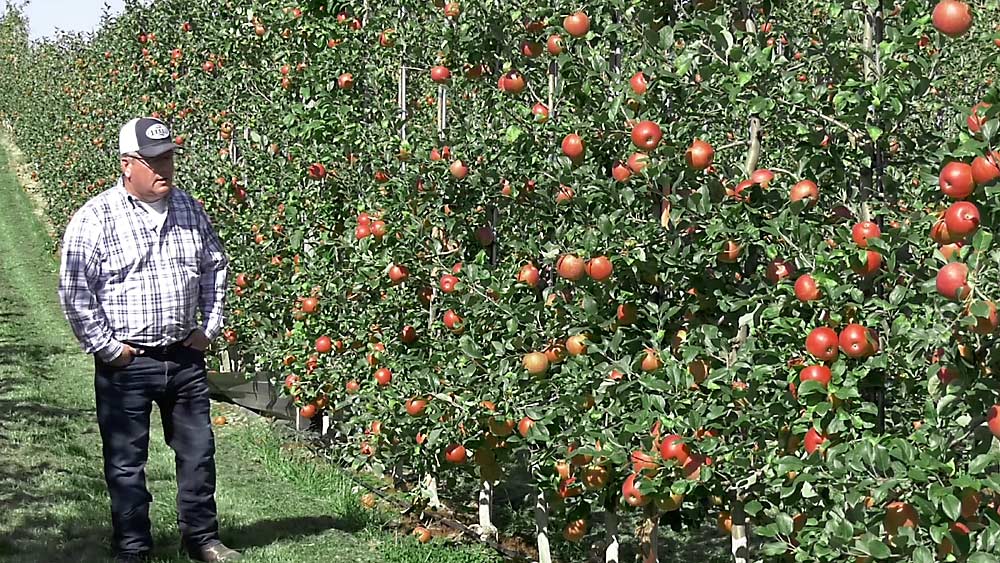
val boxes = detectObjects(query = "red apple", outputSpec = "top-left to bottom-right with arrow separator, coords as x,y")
531,102 -> 549,122
563,11 -> 590,37
971,153 -> 1000,186
851,221 -> 881,247
800,365 -> 832,388
988,405 -> 1000,439
968,102 -> 992,134
430,65 -> 451,83
936,262 -> 971,301
806,327 -> 839,361
944,201 -> 980,239
631,120 -> 663,151
932,0 -> 973,37
804,427 -> 827,455
790,180 -> 819,206
765,259 -> 795,284
794,274 -> 821,301
940,161 -> 975,199
561,133 -> 585,162
685,139 -> 714,170
839,323 -> 876,359
630,72 -> 648,95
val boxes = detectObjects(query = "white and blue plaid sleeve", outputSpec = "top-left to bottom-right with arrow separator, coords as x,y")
196,206 -> 228,341
57,208 -> 124,362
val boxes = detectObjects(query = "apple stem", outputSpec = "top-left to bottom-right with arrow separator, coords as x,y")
604,504 -> 620,563
731,499 -> 749,563
534,490 -> 552,563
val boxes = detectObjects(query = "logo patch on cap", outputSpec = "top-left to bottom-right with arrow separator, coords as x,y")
145,124 -> 170,140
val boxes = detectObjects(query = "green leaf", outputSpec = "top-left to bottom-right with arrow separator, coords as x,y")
867,126 -> 883,142
801,481 -> 817,498
983,119 -> 999,142
971,300 -> 992,318
968,553 -> 1000,563
761,542 -> 788,556
776,513 -> 794,535
640,377 -> 671,392
942,494 -> 961,521
503,125 -> 523,143
910,547 -> 935,563
857,537 -> 891,559
970,453 -> 994,475
748,96 -> 775,113
834,518 -> 854,540
458,336 -> 483,359
973,229 -> 993,253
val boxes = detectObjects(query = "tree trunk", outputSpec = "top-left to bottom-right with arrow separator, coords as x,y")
639,505 -> 659,563
534,490 -> 552,563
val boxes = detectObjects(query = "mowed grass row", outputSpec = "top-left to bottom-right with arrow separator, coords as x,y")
0,144 -> 502,563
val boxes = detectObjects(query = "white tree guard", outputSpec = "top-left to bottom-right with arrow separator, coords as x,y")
604,508 -> 620,563
475,479 -> 498,539
423,473 -> 445,511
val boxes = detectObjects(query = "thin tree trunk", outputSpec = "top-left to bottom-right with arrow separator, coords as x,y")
639,505 -> 659,563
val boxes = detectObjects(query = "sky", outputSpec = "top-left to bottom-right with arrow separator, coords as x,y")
10,0 -> 127,41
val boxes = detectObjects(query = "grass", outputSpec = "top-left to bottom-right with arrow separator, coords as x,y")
0,144 -> 502,563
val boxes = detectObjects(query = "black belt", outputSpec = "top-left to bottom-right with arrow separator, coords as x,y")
122,340 -> 188,356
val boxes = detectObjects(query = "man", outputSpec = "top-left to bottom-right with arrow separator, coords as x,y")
57,117 -> 240,563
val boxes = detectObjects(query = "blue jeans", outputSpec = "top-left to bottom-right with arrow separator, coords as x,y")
94,343 -> 220,556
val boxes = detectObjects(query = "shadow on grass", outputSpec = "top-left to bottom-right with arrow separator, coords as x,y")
224,515 -> 361,550
0,279 -> 115,562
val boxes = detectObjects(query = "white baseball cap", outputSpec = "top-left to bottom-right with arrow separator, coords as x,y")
118,117 -> 180,158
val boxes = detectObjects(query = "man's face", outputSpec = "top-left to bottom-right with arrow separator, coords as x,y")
122,151 -> 174,202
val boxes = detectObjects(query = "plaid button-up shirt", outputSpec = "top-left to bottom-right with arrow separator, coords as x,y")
58,178 -> 228,362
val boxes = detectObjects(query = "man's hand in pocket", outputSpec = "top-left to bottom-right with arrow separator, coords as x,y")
183,329 -> 211,352
108,345 -> 138,368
